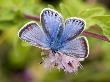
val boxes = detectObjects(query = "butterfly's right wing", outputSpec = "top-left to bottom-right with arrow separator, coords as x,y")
18,21 -> 50,49
60,17 -> 85,43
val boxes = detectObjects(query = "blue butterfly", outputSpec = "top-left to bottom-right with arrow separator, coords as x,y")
18,8 -> 89,72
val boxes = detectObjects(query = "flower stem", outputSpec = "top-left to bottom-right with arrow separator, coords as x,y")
23,14 -> 110,42
23,14 -> 40,21
82,31 -> 110,42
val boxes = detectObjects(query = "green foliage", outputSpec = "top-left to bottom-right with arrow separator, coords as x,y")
0,8 -> 15,21
79,8 -> 105,28
93,15 -> 110,38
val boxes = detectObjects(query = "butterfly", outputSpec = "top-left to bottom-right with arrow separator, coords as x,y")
18,8 -> 89,73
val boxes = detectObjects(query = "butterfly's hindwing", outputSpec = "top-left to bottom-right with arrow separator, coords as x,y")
59,36 -> 89,58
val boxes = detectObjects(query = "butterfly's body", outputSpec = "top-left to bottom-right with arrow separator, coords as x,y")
18,8 -> 89,73
49,34 -> 64,53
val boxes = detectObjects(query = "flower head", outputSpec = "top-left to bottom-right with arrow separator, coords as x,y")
42,50 -> 84,73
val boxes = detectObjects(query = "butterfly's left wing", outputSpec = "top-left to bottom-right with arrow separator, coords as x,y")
59,36 -> 89,58
18,21 -> 49,49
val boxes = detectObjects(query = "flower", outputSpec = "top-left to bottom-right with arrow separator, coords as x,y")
42,50 -> 84,73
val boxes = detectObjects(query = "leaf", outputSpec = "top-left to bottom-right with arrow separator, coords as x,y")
0,21 -> 15,30
0,0 -> 14,8
59,0 -> 88,18
78,8 -> 105,29
0,8 -> 15,21
79,8 -> 105,18
93,15 -> 110,38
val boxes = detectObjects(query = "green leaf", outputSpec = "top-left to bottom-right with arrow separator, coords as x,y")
0,0 -> 14,8
0,21 -> 15,30
93,15 -> 110,38
0,8 -> 15,21
79,8 -> 105,29
79,8 -> 105,18
59,0 -> 90,18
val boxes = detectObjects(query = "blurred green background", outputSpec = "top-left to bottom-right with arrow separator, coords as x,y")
0,0 -> 110,82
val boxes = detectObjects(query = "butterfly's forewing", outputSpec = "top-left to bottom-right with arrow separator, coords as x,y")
59,37 -> 89,58
18,21 -> 49,49
60,17 -> 85,43
41,8 -> 63,41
